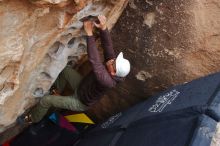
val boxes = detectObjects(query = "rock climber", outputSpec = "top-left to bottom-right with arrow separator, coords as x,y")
18,15 -> 130,124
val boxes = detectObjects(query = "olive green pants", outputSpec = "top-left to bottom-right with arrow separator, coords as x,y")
31,66 -> 87,123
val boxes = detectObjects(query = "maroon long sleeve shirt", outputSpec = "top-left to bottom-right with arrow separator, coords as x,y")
77,29 -> 122,106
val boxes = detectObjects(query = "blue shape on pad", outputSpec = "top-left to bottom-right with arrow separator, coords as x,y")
49,113 -> 58,124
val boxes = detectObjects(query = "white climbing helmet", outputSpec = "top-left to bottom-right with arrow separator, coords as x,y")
115,52 -> 130,77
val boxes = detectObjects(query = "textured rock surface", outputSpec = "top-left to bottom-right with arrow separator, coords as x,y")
0,0 -> 128,133
110,0 -> 220,98
211,123 -> 220,146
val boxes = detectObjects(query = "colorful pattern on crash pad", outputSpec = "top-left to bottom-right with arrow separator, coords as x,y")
65,113 -> 94,124
49,113 -> 77,132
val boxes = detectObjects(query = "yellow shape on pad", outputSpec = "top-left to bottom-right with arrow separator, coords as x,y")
65,113 -> 94,124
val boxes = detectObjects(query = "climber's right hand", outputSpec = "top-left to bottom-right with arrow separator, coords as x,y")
94,15 -> 107,30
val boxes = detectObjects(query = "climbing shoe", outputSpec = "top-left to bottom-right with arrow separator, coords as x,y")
16,113 -> 33,127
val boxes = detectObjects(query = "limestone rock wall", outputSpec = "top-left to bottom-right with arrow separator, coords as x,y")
102,0 -> 220,107
0,0 -> 128,132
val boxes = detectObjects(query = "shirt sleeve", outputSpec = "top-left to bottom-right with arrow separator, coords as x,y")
86,36 -> 116,88
100,29 -> 116,62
